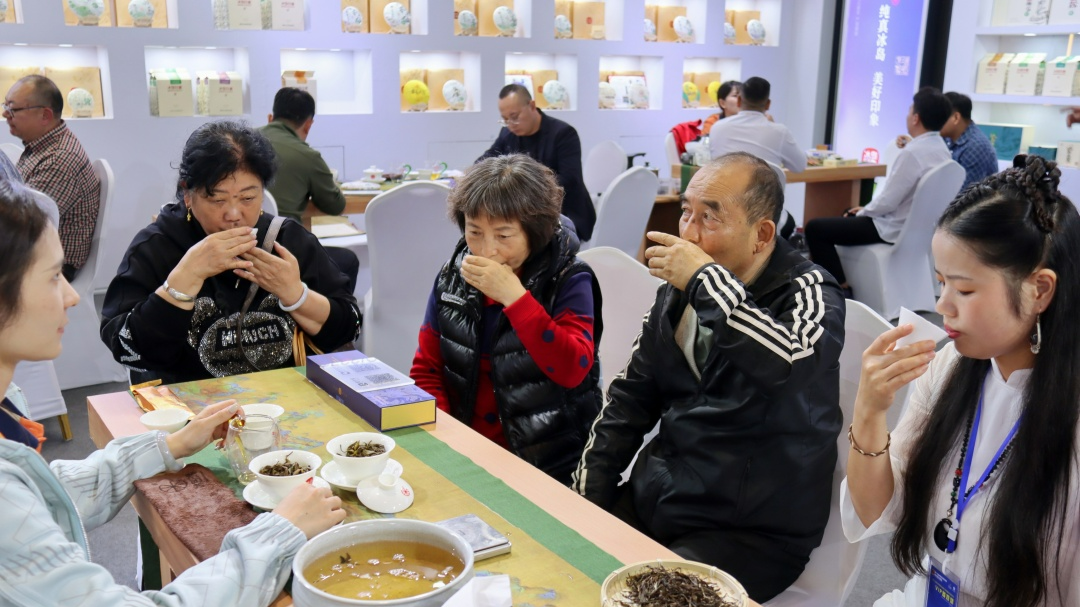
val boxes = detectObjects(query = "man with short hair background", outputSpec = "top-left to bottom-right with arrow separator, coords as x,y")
260,87 -> 358,295
573,152 -> 844,603
477,84 -> 595,241
928,92 -> 998,192
5,74 -> 100,281
804,86 -> 953,294
707,76 -> 807,173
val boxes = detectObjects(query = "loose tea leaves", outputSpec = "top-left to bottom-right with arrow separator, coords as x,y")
612,566 -> 740,607
341,440 -> 387,458
258,453 -> 312,477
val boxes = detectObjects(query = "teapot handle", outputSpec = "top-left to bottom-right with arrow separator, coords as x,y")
432,161 -> 448,180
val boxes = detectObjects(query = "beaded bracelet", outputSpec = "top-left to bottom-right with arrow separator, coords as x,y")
848,423 -> 890,457
279,282 -> 309,312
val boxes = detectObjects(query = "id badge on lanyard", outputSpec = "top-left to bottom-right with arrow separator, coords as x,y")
926,556 -> 960,607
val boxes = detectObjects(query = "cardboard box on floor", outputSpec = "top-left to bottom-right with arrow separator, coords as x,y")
573,1 -> 605,39
341,0 -> 369,32
116,0 -> 168,27
427,68 -> 465,111
45,67 -> 105,118
454,0 -> 476,34
478,0 -> 513,36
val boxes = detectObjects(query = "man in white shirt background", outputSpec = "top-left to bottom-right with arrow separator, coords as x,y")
708,77 -> 807,174
804,87 -> 952,297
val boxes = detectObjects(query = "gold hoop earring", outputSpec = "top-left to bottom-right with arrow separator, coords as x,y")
1031,314 -> 1042,355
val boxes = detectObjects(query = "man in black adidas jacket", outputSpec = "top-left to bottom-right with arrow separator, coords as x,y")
573,152 -> 844,602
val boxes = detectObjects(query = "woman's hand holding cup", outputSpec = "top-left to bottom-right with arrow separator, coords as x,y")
170,227 -> 259,294
854,324 -> 936,419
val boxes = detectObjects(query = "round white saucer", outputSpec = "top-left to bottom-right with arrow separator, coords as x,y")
319,458 -> 404,491
243,476 -> 330,510
357,473 -> 415,514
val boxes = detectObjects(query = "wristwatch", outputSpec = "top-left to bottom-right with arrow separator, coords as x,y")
163,280 -> 195,303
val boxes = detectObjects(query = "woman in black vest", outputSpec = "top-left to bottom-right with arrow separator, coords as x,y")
410,154 -> 603,484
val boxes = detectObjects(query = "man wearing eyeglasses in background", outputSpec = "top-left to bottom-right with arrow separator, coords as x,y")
4,75 -> 100,281
477,83 -> 595,241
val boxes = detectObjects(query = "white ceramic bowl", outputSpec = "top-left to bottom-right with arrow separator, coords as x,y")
139,408 -> 190,433
326,432 -> 395,484
241,403 -> 285,422
292,519 -> 475,607
249,450 -> 321,500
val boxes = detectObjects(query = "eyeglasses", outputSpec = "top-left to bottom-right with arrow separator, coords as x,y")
497,113 -> 524,126
1,103 -> 45,116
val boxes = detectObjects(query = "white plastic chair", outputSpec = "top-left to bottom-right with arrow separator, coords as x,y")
663,132 -> 679,176
836,161 -> 965,320
587,167 -> 659,257
10,361 -> 72,440
765,299 -> 908,606
53,158 -> 127,390
1,142 -> 22,164
361,181 -> 460,374
583,140 -> 627,203
262,188 -> 278,215
577,247 -> 661,396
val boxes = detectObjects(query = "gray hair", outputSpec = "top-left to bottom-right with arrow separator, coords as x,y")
449,154 -> 563,252
707,152 -> 784,225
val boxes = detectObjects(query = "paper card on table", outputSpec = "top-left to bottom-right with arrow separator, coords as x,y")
436,514 -> 512,560
895,307 -> 947,348
441,574 -> 512,607
311,216 -> 364,238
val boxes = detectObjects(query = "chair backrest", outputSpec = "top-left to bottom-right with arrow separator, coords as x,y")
891,160 -> 965,255
262,188 -> 278,215
663,132 -> 679,175
27,187 -> 60,227
74,158 -> 113,293
766,299 -> 901,607
0,142 -> 22,164
577,247 -> 661,394
589,167 -> 660,257
363,181 -> 460,373
583,140 -> 627,200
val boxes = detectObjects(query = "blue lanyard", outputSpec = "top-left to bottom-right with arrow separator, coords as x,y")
948,376 -> 1023,553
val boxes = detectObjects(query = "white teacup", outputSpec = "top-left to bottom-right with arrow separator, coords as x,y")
326,432 -> 396,484
249,450 -> 322,501
140,408 -> 190,433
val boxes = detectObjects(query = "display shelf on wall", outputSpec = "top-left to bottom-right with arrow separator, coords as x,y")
554,0 -> 624,42
504,52 -> 577,110
680,57 -> 741,110
598,54 -> 663,110
643,0 -> 707,44
0,43 -> 113,119
975,24 -> 1080,35
1,0 -> 24,24
399,51 -> 481,113
281,48 -> 372,115
210,0 -> 310,31
451,0 -> 532,38
115,0 -> 178,28
366,0 -> 430,35
144,46 -> 250,117
724,0 -> 781,47
971,93 -> 1080,106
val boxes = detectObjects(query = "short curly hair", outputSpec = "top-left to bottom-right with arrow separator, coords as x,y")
175,120 -> 276,201
448,154 -> 563,253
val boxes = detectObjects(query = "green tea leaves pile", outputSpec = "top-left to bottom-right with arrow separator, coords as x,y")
341,440 -> 387,458
258,453 -> 312,476
613,566 -> 740,607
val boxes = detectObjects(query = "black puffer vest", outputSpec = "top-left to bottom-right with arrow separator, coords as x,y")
434,229 -> 603,484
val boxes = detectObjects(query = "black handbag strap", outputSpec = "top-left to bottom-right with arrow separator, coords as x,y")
235,215 -> 287,372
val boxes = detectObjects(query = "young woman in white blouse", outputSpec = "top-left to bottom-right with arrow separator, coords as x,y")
843,154 -> 1080,607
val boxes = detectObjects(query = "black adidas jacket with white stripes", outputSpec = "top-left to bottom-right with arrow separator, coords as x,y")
572,236 -> 844,559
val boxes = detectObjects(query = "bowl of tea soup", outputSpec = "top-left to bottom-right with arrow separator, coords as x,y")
292,519 -> 475,606
249,450 -> 321,500
326,432 -> 396,484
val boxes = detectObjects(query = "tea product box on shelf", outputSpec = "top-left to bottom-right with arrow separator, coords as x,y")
554,0 -> 572,38
62,0 -> 114,26
270,0 -> 305,30
572,1 -> 605,39
981,123 -> 1034,160
341,0 -> 369,32
1,1 -> 16,23
196,71 -> 244,116
454,0 -> 476,35
308,351 -> 436,431
992,0 -> 1050,25
281,70 -> 317,103
1042,56 -> 1080,96
734,10 -> 762,45
657,5 -> 687,42
694,72 -> 722,108
1005,53 -> 1046,96
426,68 -> 465,111
1029,144 -> 1059,160
1050,0 -> 1080,23
149,69 -> 193,117
1057,141 -> 1080,167
370,0 -> 410,33
529,69 -> 559,108
45,67 -> 105,118
478,0 -> 513,37
220,0 -> 262,29
975,53 -> 1015,94
117,0 -> 167,27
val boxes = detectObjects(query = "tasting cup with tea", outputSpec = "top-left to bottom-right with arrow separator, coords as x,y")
249,450 -> 322,501
326,432 -> 396,484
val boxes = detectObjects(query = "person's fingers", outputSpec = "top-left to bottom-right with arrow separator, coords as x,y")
196,399 -> 238,420
865,324 -> 914,356
647,231 -> 681,246
644,245 -> 669,260
273,241 -> 295,261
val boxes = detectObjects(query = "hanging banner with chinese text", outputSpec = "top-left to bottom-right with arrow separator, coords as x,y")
833,0 -> 929,160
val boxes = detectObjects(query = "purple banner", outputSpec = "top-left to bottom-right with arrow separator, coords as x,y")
834,0 -> 928,160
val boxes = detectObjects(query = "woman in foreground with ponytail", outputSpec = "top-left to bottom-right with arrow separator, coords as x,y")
842,155 -> 1080,607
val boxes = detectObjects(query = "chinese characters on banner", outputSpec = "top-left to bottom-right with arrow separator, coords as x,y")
834,0 -> 928,159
